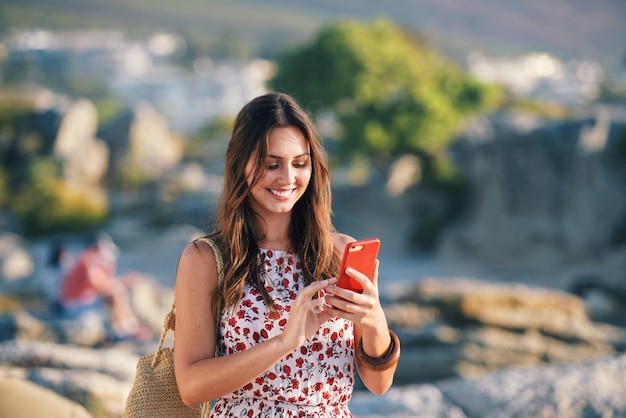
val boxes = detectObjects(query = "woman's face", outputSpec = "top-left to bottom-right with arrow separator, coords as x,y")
245,126 -> 312,219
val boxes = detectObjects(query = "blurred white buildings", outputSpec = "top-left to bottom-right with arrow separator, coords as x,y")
2,30 -> 622,135
466,50 -> 608,104
2,30 -> 275,135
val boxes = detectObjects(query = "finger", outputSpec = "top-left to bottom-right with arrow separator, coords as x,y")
306,297 -> 327,313
299,279 -> 332,300
324,291 -> 360,313
323,302 -> 357,321
325,284 -> 358,303
370,260 -> 380,288
345,266 -> 370,287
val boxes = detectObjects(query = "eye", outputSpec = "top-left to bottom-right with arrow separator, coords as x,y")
293,159 -> 310,168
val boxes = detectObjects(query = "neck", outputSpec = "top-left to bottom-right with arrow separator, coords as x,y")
257,215 -> 292,250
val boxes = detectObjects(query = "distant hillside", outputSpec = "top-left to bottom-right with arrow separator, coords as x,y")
1,0 -> 624,64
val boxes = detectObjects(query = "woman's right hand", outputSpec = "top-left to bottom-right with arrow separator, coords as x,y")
278,278 -> 337,351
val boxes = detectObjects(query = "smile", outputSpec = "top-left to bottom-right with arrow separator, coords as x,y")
269,189 -> 295,198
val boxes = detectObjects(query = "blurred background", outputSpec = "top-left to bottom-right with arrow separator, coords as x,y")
1,1 -> 626,417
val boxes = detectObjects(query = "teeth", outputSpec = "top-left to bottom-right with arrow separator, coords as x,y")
270,189 -> 293,197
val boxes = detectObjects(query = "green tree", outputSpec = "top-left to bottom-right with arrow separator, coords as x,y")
11,158 -> 108,235
270,19 -> 503,182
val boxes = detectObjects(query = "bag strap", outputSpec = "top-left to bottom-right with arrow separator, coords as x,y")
152,237 -> 224,367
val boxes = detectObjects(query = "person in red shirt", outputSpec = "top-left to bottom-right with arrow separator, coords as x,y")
60,233 -> 148,341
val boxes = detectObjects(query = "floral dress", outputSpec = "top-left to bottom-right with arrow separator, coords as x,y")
211,249 -> 355,417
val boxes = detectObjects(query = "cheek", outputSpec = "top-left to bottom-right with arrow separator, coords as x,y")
300,169 -> 312,186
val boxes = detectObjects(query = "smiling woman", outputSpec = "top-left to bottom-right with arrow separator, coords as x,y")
245,126 -> 312,220
172,92 -> 399,417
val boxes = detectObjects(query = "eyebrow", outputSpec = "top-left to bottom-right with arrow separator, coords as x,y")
267,153 -> 310,160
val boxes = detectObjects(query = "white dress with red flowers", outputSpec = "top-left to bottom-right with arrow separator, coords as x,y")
210,249 -> 355,417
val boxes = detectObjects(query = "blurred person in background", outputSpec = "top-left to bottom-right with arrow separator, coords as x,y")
42,241 -> 74,315
59,232 -> 149,341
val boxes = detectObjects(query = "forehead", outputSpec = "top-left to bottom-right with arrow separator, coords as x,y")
266,126 -> 309,156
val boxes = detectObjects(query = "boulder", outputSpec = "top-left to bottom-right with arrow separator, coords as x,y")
385,278 -> 626,384
53,98 -> 109,186
100,102 -> 184,186
352,353 -> 626,418
0,233 -> 34,283
441,115 -> 626,265
0,309 -> 108,347
406,277 -> 588,331
351,383 -> 467,418
0,376 -> 93,418
439,353 -> 626,418
0,340 -> 139,417
29,367 -> 131,418
0,340 -> 138,381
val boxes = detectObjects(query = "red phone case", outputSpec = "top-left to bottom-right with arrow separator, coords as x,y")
336,238 -> 380,293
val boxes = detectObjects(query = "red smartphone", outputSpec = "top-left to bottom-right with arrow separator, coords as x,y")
336,238 -> 380,293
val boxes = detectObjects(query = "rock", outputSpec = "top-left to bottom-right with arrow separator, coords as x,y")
53,98 -> 110,186
384,278 -> 626,384
0,310 -> 56,342
441,116 -> 626,265
0,309 -> 109,347
0,233 -> 34,283
352,353 -> 626,418
439,353 -> 626,418
350,384 -> 467,418
100,102 -> 184,186
0,340 -> 140,417
0,376 -> 94,418
383,303 -> 438,330
408,278 -> 588,331
569,249 -> 626,327
28,367 -> 131,418
129,275 -> 175,335
0,340 -> 138,381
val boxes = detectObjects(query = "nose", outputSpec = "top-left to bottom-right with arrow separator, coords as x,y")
279,165 -> 295,184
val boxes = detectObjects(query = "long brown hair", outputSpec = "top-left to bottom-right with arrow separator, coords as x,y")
210,93 -> 340,316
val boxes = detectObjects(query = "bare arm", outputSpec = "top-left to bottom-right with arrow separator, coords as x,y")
173,240 -> 336,406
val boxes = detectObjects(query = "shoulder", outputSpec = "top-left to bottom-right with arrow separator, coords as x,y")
330,232 -> 355,254
176,238 -> 222,285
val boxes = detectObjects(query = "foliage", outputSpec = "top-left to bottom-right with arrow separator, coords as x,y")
93,96 -> 125,129
270,19 -> 504,183
0,93 -> 39,167
10,158 -> 108,235
191,115 -> 233,145
185,115 -> 233,163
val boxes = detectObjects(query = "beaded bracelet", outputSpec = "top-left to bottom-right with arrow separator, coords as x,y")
355,330 -> 400,372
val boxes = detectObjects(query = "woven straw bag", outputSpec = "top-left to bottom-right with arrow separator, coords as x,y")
123,237 -> 223,418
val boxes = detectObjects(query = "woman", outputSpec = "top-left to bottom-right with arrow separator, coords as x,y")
174,93 -> 399,417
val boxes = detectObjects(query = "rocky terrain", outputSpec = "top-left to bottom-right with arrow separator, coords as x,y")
1,97 -> 626,416
1,227 -> 626,417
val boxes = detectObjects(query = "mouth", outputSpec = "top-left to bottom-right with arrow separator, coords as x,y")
268,188 -> 295,198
